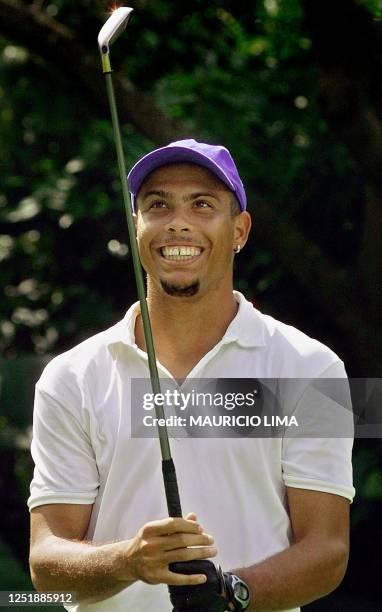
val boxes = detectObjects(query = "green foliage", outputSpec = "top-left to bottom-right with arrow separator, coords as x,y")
353,446 -> 382,507
0,539 -> 32,589
358,0 -> 382,17
0,0 -> 363,356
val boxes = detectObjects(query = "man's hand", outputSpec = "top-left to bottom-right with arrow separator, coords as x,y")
115,512 -> 217,586
169,560 -> 230,611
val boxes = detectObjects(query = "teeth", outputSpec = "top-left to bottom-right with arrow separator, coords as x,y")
161,246 -> 201,260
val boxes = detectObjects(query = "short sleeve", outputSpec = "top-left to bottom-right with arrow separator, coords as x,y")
28,365 -> 100,511
281,360 -> 355,502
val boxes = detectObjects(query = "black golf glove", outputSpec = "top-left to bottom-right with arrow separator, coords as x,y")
168,560 -> 246,611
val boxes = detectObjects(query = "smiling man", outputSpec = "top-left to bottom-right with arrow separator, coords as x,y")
135,161 -> 249,298
28,140 -> 354,612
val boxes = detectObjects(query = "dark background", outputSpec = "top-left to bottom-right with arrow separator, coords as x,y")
0,0 -> 381,609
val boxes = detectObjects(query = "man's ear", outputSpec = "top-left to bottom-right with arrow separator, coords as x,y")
234,211 -> 252,249
133,209 -> 140,236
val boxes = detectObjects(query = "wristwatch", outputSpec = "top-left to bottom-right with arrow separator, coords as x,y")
218,566 -> 251,611
229,574 -> 251,610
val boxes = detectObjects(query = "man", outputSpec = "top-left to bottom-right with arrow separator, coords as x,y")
28,139 -> 354,611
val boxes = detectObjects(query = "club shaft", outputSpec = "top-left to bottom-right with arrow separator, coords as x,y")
104,69 -> 182,517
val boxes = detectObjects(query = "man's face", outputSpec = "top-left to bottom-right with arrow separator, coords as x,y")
135,163 -> 250,298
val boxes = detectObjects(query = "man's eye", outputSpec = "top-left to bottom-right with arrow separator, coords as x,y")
194,200 -> 212,209
150,201 -> 167,209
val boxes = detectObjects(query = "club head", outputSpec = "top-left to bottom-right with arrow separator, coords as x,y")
98,7 -> 134,54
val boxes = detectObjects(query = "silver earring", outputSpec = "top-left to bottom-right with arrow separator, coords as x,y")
234,245 -> 241,254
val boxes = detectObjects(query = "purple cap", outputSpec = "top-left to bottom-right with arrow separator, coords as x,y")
127,139 -> 247,211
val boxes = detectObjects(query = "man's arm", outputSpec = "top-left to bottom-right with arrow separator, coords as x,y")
233,488 -> 350,611
29,505 -> 217,604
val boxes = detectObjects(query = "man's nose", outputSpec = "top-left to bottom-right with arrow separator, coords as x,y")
166,209 -> 191,232
168,224 -> 190,232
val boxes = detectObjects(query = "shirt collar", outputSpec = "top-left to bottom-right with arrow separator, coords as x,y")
105,301 -> 140,348
106,291 -> 266,350
222,291 -> 266,348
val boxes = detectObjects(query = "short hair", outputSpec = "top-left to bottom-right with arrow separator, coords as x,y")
230,195 -> 241,217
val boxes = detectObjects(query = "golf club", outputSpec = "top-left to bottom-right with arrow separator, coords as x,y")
97,7 -> 182,519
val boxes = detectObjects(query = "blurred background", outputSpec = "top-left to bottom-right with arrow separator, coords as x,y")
0,0 -> 381,609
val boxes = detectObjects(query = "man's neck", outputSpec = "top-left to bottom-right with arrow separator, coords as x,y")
134,283 -> 239,378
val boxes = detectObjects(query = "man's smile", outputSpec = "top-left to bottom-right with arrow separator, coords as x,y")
158,245 -> 204,262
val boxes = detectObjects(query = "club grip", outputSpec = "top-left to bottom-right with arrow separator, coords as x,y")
162,458 -> 182,517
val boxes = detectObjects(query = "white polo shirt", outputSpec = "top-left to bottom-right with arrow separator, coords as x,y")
28,292 -> 355,612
